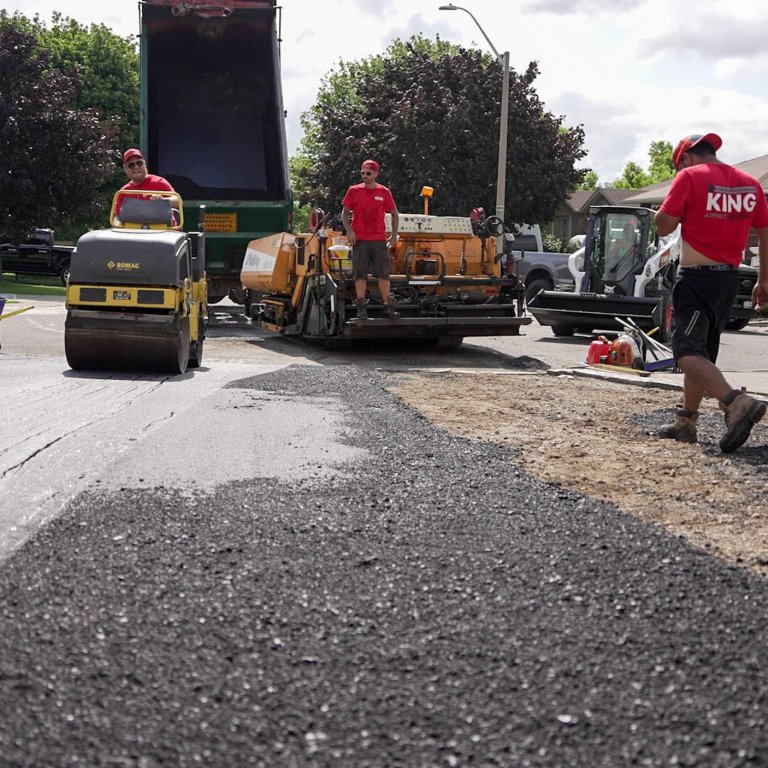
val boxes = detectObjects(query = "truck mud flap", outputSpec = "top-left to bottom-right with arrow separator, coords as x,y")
65,310 -> 190,375
527,290 -> 660,332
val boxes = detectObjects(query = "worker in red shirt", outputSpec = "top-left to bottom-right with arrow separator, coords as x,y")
655,133 -> 768,452
116,148 -> 178,221
341,159 -> 400,320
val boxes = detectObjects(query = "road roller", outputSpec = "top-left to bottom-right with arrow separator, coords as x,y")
65,190 -> 207,374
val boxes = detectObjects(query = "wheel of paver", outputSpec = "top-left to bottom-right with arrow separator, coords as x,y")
552,325 -> 575,337
188,316 -> 204,368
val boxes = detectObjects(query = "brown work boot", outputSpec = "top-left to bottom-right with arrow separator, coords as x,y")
384,302 -> 400,320
719,391 -> 766,453
355,299 -> 368,321
658,407 -> 699,443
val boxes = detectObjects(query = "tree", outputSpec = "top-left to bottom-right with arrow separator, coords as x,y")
647,140 -> 674,183
38,12 -> 139,151
291,36 -> 586,225
577,170 -> 600,190
613,140 -> 675,189
613,161 -> 650,190
0,22 -> 117,239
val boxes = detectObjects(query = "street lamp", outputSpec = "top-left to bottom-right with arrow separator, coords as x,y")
439,3 -> 509,254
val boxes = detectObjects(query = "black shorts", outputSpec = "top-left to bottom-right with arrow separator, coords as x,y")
670,265 -> 739,363
352,240 -> 391,280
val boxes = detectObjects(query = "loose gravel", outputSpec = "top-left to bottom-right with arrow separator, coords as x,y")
1,364 -> 767,767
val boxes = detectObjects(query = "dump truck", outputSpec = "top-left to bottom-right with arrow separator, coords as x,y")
240,194 -> 531,346
64,191 -> 207,374
139,0 -> 291,305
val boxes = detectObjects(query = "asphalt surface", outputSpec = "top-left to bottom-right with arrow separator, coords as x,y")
1,364 -> 768,767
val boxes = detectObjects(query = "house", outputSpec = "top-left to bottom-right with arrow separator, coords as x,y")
622,153 -> 768,206
546,187 -> 639,243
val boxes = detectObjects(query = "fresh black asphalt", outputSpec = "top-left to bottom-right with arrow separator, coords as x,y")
1,364 -> 767,767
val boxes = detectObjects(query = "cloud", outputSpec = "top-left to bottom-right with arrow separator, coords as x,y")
643,13 -> 768,60
523,0 -> 647,14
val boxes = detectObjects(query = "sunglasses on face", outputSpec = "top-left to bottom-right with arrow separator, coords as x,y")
361,170 -> 374,176
126,160 -> 144,169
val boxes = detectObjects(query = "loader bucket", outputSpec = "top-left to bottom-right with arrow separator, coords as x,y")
527,290 -> 661,334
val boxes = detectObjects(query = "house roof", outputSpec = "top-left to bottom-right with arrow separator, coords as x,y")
565,187 -> 640,213
622,153 -> 768,206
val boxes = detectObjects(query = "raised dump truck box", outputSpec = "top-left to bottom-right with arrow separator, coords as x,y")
140,0 -> 291,304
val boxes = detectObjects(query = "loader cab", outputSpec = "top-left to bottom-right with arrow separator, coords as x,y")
583,206 -> 654,296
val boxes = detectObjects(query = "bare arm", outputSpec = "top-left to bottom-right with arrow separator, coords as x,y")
341,207 -> 356,245
387,206 -> 399,249
655,211 -> 680,237
753,226 -> 768,310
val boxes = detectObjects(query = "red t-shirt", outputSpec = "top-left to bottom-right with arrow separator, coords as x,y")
116,175 -> 175,216
341,183 -> 397,241
659,163 -> 768,265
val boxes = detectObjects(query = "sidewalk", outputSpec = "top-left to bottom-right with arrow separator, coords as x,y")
554,364 -> 768,398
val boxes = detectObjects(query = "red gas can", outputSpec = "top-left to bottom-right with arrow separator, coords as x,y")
586,336 -> 611,365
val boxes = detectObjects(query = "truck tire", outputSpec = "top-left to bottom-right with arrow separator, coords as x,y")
59,261 -> 71,286
725,318 -> 750,331
524,277 -> 552,306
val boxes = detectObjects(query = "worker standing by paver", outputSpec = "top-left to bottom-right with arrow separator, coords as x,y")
655,132 -> 768,452
341,159 -> 400,320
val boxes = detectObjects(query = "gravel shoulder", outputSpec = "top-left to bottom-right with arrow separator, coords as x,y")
392,370 -> 768,577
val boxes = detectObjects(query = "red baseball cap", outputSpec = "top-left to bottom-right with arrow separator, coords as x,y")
361,159 -> 379,172
672,133 -> 722,170
123,148 -> 144,164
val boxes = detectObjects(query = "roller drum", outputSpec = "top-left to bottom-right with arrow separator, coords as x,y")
65,311 -> 191,375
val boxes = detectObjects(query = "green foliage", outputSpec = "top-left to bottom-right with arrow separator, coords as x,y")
647,140 -> 674,183
613,161 -> 650,190
291,35 -> 586,225
542,233 -> 566,253
0,11 -> 139,238
0,20 -> 118,240
576,170 -> 600,190
40,13 -> 139,148
613,140 -> 675,189
0,274 -> 66,297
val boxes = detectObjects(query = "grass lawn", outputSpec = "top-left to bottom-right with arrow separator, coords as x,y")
0,273 -> 66,297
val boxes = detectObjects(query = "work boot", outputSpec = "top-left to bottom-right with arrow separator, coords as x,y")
355,299 -> 368,321
658,407 -> 699,443
719,390 -> 766,453
384,302 -> 400,320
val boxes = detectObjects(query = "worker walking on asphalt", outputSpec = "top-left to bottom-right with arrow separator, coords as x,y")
655,132 -> 768,452
341,159 -> 400,320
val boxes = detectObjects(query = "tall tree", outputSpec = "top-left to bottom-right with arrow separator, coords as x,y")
0,22 -> 117,239
647,140 -> 674,183
292,36 -> 586,225
577,170 -> 600,190
613,140 -> 675,189
38,12 -> 139,151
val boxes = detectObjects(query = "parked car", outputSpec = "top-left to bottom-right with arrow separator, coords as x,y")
0,229 -> 75,286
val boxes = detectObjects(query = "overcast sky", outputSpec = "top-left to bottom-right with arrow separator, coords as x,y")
5,0 -> 768,184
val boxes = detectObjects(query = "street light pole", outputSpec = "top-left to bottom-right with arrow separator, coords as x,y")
439,3 -> 509,253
